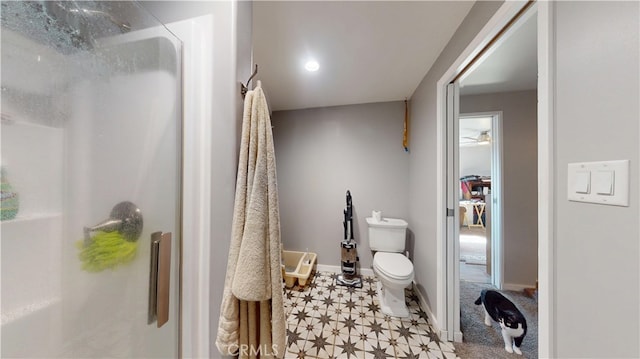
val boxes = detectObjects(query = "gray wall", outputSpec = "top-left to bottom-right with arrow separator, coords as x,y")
461,90 -> 538,288
272,101 -> 410,269
459,145 -> 491,177
554,2 -> 639,357
407,0 -> 503,318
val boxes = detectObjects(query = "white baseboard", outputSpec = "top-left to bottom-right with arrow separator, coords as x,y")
454,330 -> 463,342
315,264 -> 374,277
503,283 -> 534,292
412,282 -> 444,341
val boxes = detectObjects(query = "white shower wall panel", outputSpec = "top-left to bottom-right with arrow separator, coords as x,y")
1,90 -> 64,358
1,215 -> 63,318
0,117 -> 64,216
1,297 -> 62,357
1,216 -> 63,358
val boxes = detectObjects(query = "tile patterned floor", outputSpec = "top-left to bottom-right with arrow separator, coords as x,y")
283,271 -> 460,359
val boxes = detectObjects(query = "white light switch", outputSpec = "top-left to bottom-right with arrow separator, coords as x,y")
573,171 -> 591,194
567,160 -> 629,206
593,170 -> 614,195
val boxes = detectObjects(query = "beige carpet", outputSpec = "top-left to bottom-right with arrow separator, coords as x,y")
455,281 -> 538,359
460,227 -> 486,265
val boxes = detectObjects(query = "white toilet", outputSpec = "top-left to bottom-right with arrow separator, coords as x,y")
366,217 -> 414,318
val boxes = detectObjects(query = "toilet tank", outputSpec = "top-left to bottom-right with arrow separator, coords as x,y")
366,217 -> 408,252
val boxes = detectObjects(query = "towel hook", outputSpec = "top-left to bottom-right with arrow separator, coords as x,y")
241,64 -> 258,98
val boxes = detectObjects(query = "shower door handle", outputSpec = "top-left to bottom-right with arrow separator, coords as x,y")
148,231 -> 172,327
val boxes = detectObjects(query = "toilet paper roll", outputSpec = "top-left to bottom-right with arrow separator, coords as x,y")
372,210 -> 382,222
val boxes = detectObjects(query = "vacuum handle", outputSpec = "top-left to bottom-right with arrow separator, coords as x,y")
345,190 -> 353,218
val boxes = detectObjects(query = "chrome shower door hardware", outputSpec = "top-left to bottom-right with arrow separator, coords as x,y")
83,201 -> 143,245
148,231 -> 172,327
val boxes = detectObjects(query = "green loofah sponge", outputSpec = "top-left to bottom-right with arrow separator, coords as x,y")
77,231 -> 138,272
1,167 -> 19,221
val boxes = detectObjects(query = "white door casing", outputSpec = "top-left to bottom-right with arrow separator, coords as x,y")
435,1 -> 551,349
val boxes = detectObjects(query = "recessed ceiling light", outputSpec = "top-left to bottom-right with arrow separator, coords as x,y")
304,60 -> 319,72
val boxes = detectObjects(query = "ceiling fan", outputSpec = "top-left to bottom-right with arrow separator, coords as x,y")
462,130 -> 491,144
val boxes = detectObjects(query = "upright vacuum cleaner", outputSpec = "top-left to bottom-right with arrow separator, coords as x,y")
336,190 -> 363,288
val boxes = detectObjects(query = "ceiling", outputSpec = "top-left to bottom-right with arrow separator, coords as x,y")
459,116 -> 493,145
253,2 -> 538,113
458,9 -> 537,141
252,1 -> 475,112
459,11 -> 537,95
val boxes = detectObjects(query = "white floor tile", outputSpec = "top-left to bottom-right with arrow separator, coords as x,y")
284,271 -> 458,359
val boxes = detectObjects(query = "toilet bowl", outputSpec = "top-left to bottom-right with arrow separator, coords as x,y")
366,217 -> 413,318
373,251 -> 414,317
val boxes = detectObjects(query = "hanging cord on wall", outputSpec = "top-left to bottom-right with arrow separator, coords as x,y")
403,99 -> 410,152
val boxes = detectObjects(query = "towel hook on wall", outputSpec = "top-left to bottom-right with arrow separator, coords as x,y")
241,64 -> 258,98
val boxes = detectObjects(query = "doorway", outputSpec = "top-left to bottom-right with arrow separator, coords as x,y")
437,0 -> 541,346
458,113 -> 502,287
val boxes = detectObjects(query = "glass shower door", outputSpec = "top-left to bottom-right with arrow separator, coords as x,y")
1,2 -> 182,357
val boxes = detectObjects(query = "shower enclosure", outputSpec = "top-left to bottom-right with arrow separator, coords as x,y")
1,2 -> 182,357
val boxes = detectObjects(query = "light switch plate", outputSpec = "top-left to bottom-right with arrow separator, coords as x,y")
567,160 -> 629,206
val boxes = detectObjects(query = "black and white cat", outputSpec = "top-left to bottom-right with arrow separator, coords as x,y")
475,289 -> 527,355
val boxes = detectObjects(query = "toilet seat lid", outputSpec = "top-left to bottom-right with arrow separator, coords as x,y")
374,252 -> 413,280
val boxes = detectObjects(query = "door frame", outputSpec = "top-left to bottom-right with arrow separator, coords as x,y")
435,1 -> 555,355
458,111 -> 503,289
444,82 -> 461,342
166,15 -> 214,359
